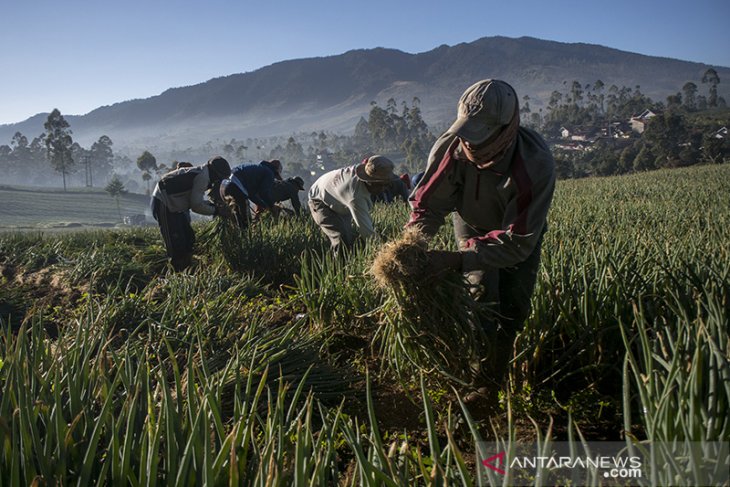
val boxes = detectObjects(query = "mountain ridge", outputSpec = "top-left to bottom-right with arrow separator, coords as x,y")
1,35 -> 727,152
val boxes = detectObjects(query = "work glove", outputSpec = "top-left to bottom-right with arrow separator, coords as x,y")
426,250 -> 462,275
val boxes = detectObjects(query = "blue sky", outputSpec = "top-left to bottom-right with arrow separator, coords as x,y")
1,0 -> 728,125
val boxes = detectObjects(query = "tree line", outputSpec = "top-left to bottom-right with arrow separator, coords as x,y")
261,97 -> 437,178
0,109 -> 116,190
1,69 -> 727,192
520,68 -> 728,177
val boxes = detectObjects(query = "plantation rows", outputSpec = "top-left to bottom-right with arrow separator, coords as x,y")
0,164 -> 728,485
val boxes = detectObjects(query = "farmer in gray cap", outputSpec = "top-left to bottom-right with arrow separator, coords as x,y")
309,155 -> 398,253
151,156 -> 231,271
405,79 -> 556,384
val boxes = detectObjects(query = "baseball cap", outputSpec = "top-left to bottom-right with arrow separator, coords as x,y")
447,80 -> 518,145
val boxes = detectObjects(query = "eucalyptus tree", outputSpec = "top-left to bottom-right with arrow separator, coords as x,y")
317,131 -> 328,153
284,136 -> 306,166
235,144 -> 248,162
0,145 -> 11,177
90,135 -> 114,185
702,68 -> 720,107
569,80 -> 584,106
136,150 -> 157,194
9,132 -> 31,178
681,82 -> 698,110
641,111 -> 691,167
43,109 -> 75,191
353,117 -> 371,150
547,90 -> 563,113
29,136 -> 46,170
222,141 -> 236,161
367,104 -> 394,152
406,97 -> 430,141
593,79 -> 605,114
666,93 -> 683,110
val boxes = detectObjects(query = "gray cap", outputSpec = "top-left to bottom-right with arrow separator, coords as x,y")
447,79 -> 517,145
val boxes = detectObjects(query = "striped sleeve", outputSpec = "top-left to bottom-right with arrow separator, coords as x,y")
405,135 -> 460,237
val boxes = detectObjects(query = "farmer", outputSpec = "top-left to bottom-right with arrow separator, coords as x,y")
371,173 -> 410,204
405,79 -> 556,383
400,173 -> 412,192
151,156 -> 231,271
411,171 -> 425,189
219,160 -> 282,228
253,176 -> 306,217
389,174 -> 411,202
268,159 -> 284,180
309,155 -> 398,253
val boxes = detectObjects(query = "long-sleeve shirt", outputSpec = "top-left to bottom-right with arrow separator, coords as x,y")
229,163 -> 277,209
151,165 -> 216,215
308,165 -> 375,238
271,180 -> 303,215
407,128 -> 556,272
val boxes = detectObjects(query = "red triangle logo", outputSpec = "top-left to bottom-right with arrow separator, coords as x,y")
482,451 -> 506,475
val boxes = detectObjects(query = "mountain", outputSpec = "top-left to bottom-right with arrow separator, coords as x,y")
1,36 -> 727,152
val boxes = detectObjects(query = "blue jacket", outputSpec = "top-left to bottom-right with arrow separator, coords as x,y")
230,162 -> 277,208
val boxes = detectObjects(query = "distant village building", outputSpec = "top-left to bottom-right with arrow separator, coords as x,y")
561,125 -> 621,142
606,121 -> 632,138
552,120 -> 636,153
630,109 -> 658,134
556,126 -> 602,151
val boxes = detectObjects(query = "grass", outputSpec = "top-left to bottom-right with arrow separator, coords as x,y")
0,163 -> 728,485
0,185 -> 152,230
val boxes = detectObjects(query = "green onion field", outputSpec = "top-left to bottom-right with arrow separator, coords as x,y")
0,164 -> 728,485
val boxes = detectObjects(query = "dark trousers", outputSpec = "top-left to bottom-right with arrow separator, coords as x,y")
453,213 -> 544,381
151,198 -> 195,271
308,199 -> 355,253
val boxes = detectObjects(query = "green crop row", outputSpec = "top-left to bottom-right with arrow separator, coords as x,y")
0,163 -> 728,485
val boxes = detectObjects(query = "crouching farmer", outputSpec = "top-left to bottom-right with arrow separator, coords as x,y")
262,176 -> 306,217
151,156 -> 231,271
308,155 -> 397,254
219,160 -> 282,228
406,80 -> 556,384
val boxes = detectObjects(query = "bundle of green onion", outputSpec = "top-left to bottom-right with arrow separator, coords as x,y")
370,229 -> 491,385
